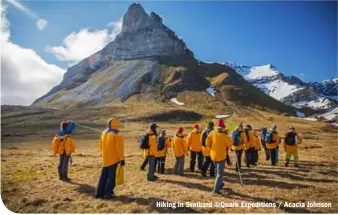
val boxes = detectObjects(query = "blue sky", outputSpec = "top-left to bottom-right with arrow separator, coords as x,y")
1,0 -> 337,105
5,0 -> 337,82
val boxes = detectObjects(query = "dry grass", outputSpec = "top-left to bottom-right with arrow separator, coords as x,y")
1,106 -> 338,213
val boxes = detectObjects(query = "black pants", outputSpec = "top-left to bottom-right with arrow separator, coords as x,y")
95,163 -> 117,198
201,156 -> 215,176
58,153 -> 70,179
252,149 -> 259,164
235,149 -> 243,171
269,148 -> 277,166
155,156 -> 166,174
245,148 -> 256,166
140,157 -> 148,170
190,151 -> 203,172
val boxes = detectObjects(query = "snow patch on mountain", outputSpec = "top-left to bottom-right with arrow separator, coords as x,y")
292,97 -> 332,110
170,97 -> 184,106
254,79 -> 304,100
319,107 -> 338,120
303,117 -> 317,121
246,65 -> 279,80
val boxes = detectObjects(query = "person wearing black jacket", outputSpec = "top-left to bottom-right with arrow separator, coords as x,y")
200,122 -> 215,177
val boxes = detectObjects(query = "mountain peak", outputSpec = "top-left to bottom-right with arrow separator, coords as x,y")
121,3 -> 163,33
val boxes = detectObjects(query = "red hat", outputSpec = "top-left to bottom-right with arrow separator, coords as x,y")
216,119 -> 225,128
193,124 -> 200,129
178,127 -> 184,133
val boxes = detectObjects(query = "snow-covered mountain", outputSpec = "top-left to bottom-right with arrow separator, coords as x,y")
225,62 -> 337,112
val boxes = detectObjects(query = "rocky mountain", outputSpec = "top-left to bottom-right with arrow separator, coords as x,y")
33,3 -> 294,115
225,62 -> 337,112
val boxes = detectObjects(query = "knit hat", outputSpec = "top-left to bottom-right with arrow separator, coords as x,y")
272,124 -> 277,130
178,127 -> 184,133
216,119 -> 225,128
193,124 -> 200,129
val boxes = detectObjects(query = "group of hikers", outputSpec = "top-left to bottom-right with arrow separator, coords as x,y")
51,117 -> 303,198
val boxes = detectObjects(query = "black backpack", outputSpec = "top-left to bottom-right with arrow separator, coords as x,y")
138,135 -> 150,149
285,133 -> 296,145
157,136 -> 165,151
201,129 -> 212,146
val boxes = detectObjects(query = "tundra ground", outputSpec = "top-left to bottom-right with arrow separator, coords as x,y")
1,105 -> 337,213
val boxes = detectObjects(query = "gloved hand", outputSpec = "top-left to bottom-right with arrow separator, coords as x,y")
120,160 -> 125,166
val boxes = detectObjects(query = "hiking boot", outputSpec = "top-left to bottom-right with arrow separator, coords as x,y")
154,175 -> 159,179
212,190 -> 222,195
294,164 -> 300,168
104,194 -> 115,199
201,172 -> 207,177
285,161 -> 289,167
209,174 -> 216,178
63,177 -> 71,182
140,167 -> 145,171
95,194 -> 104,199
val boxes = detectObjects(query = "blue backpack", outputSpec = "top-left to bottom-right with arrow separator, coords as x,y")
157,136 -> 165,151
264,131 -> 274,143
232,130 -> 241,146
261,128 -> 267,141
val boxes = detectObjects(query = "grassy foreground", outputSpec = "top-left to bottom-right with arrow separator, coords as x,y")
1,105 -> 338,213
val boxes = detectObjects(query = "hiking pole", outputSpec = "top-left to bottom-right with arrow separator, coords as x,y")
234,150 -> 243,187
76,123 -> 102,133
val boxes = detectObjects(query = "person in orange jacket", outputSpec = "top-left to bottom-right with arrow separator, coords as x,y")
206,119 -> 232,194
284,126 -> 303,167
172,127 -> 188,176
201,122 -> 215,177
95,118 -> 124,199
243,124 -> 255,167
144,123 -> 159,181
52,120 -> 76,181
155,129 -> 171,174
252,129 -> 262,165
186,124 -> 203,172
231,123 -> 247,172
265,124 -> 280,166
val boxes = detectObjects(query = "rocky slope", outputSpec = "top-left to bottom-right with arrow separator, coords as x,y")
33,3 -> 294,115
225,62 -> 337,112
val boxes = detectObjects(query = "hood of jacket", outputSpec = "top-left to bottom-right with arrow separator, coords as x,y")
107,118 -> 120,130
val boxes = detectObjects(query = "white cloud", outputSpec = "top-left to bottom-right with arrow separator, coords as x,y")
46,18 -> 122,65
4,0 -> 48,31
36,18 -> 47,31
1,5 -> 64,105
